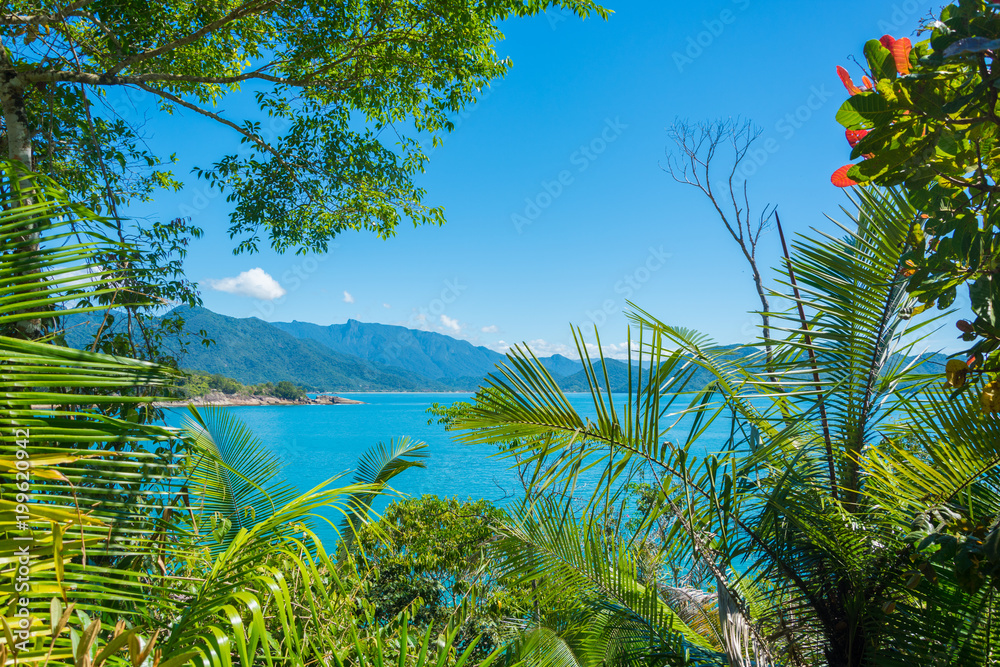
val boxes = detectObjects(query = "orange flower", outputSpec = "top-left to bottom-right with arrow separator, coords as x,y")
892,38 -> 912,75
837,66 -> 862,95
831,165 -> 858,187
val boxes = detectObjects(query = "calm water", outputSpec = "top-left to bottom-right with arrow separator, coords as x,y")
164,393 -> 733,543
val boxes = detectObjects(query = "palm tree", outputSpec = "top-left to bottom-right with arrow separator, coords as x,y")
454,187 -> 1000,666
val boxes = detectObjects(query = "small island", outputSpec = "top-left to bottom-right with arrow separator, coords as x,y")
169,370 -> 365,407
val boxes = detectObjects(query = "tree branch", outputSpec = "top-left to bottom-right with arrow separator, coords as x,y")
103,0 -> 279,77
21,67 -> 307,87
664,117 -> 776,365
133,82 -> 297,173
0,0 -> 93,26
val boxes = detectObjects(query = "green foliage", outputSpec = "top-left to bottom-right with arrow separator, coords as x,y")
1,0 -> 608,255
834,0 -> 1000,378
273,379 -> 306,400
492,498 -> 729,667
453,187 -> 1000,665
357,495 -> 505,602
3,0 -> 609,382
177,368 -> 309,398
354,495 -> 511,659
156,306 -> 444,391
0,162 -> 496,666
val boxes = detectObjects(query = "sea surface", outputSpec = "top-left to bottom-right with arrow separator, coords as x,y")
164,392 -> 734,543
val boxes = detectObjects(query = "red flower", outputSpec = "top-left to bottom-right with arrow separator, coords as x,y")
879,35 -> 896,51
837,66 -> 862,95
892,38 -> 912,75
846,129 -> 870,147
831,165 -> 858,187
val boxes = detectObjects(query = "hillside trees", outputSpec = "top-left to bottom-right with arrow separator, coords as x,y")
353,495 -> 511,658
0,166 -> 479,662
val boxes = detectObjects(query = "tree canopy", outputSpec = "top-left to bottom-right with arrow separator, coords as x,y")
0,0 -> 608,254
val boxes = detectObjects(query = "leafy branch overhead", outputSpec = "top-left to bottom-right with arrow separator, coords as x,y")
0,0 -> 608,254
830,0 -> 1000,386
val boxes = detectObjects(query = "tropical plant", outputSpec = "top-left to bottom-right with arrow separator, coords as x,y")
832,0 -> 1000,391
353,495 -> 511,658
453,186 -> 1000,666
0,160 -> 497,666
490,497 -> 735,667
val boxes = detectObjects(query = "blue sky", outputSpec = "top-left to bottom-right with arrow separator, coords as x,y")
127,0 -> 957,359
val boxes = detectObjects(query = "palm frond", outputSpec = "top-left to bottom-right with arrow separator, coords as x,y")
492,498 -> 727,666
182,405 -> 303,551
339,436 -> 428,549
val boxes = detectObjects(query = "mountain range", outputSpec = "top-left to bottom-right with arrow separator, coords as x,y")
62,307 -> 592,392
61,306 -> 949,393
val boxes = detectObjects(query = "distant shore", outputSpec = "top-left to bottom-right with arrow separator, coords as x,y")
159,391 -> 366,407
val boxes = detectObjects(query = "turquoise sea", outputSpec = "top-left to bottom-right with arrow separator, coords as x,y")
164,393 -> 732,543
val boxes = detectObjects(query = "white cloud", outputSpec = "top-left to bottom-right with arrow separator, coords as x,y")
481,324 -> 499,333
343,291 -> 354,304
383,303 -> 391,309
487,338 -> 572,357
440,314 -> 461,332
586,341 -> 640,360
483,339 -> 639,360
206,268 -> 286,300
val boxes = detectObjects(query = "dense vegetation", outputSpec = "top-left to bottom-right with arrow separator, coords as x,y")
5,1 -> 1000,666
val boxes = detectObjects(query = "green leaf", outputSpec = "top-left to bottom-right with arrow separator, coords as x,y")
837,93 -> 894,129
864,39 -> 897,81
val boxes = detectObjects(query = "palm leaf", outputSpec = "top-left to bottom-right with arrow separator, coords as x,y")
339,436 -> 428,550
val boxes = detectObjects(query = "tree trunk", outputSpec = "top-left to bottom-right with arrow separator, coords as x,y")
0,74 -> 33,167
0,70 -> 44,339
751,262 -> 774,364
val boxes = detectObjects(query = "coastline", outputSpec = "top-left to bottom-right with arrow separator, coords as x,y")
157,392 -> 366,408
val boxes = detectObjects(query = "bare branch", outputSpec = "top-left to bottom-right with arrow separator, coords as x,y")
663,117 -> 777,359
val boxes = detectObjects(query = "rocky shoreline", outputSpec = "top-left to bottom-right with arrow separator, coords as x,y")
160,391 -> 365,407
